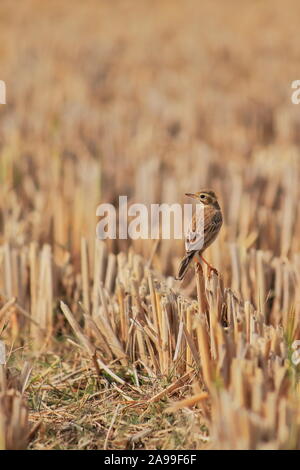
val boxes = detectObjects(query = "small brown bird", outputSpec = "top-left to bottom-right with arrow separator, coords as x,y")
176,190 -> 223,280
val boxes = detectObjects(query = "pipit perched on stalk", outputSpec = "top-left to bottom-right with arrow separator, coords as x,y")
176,190 -> 223,280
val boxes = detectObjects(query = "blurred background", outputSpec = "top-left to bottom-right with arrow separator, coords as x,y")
2,0 -> 300,450
1,0 -> 300,281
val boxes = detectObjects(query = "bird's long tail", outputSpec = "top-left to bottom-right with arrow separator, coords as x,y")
176,251 -> 195,280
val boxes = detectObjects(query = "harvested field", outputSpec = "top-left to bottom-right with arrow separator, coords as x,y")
0,0 -> 300,450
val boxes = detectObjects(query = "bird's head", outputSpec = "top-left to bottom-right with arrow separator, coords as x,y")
185,190 -> 219,208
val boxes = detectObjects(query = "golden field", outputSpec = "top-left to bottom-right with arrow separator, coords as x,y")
1,0 -> 300,449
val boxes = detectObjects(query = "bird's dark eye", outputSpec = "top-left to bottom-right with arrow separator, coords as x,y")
200,194 -> 205,199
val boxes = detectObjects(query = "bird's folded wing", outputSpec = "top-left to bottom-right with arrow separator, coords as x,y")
185,209 -> 222,253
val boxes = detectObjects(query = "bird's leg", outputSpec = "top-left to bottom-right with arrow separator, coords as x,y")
199,254 -> 218,276
194,254 -> 202,272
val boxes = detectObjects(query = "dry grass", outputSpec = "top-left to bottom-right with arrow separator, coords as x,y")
1,0 -> 300,450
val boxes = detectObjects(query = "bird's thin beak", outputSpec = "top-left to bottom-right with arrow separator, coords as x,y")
185,193 -> 198,199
